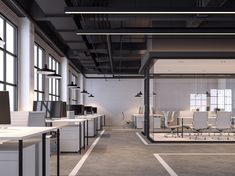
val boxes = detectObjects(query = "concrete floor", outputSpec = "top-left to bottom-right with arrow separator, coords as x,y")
50,127 -> 235,176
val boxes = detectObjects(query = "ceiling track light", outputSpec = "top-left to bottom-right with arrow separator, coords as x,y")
46,71 -> 62,79
37,64 -> 54,75
0,37 -> 5,47
67,81 -> 77,88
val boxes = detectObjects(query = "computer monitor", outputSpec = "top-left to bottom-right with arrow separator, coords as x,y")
0,91 -> 11,125
33,101 -> 65,118
92,107 -> 97,114
67,105 -> 84,115
61,102 -> 67,117
84,106 -> 93,114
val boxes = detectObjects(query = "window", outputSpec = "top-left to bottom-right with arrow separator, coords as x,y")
34,44 -> 45,101
48,56 -> 60,101
190,94 -> 207,111
0,15 -> 17,111
210,89 -> 232,112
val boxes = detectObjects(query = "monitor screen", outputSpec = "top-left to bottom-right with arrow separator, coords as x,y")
61,102 -> 67,117
33,101 -> 65,118
84,106 -> 93,114
67,105 -> 84,115
92,107 -> 97,114
0,91 -> 11,124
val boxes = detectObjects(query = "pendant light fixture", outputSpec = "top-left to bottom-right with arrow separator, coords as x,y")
67,81 -> 77,88
37,64 -> 54,74
88,94 -> 94,98
81,89 -> 88,94
0,37 -> 5,47
46,71 -> 62,79
153,92 -> 157,96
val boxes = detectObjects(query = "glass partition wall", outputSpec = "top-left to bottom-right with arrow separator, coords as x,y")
147,59 -> 235,142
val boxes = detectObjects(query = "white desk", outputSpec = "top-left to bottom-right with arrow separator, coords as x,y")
76,114 -> 104,137
0,126 -> 58,176
46,118 -> 87,153
132,114 -> 163,129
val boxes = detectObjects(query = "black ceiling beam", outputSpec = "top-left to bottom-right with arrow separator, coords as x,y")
57,27 -> 235,34
94,42 -> 146,50
80,15 -> 235,22
106,35 -> 114,75
186,0 -> 229,27
64,0 -> 101,74
64,6 -> 235,14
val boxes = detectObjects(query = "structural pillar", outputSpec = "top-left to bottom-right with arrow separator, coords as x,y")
144,68 -> 150,137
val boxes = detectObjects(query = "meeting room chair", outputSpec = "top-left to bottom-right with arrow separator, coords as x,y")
163,111 -> 181,138
189,112 -> 209,140
211,111 -> 231,140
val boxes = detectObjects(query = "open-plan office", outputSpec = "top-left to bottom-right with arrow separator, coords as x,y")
1,0 -> 235,176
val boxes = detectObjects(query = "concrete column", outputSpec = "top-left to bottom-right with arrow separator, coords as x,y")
61,57 -> 68,102
18,18 -> 34,111
80,75 -> 84,104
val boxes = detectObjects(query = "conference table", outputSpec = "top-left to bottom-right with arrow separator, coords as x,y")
0,126 -> 59,176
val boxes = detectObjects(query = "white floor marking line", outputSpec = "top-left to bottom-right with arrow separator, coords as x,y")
157,153 -> 235,156
136,132 -> 235,146
136,132 -> 149,145
69,130 -> 105,176
154,154 -> 178,176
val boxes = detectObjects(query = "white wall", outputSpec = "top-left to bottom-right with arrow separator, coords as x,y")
84,79 -> 144,126
153,79 -> 218,111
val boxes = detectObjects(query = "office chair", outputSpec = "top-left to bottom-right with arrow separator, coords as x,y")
189,112 -> 209,140
121,112 -> 133,128
163,111 -> 181,138
211,112 -> 231,140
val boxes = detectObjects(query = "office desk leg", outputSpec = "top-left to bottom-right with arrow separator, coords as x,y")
19,140 -> 23,176
86,120 -> 89,146
79,123 -> 82,154
182,119 -> 184,138
83,121 -> 85,149
57,129 -> 60,176
42,133 -> 46,176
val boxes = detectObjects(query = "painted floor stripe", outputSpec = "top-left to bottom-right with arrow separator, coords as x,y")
69,130 -> 105,176
158,153 -> 235,156
154,154 -> 178,176
136,132 -> 235,146
136,132 -> 149,145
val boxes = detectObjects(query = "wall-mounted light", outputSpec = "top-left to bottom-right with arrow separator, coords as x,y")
0,37 -> 5,47
67,81 -> 77,88
46,71 -> 62,79
37,64 -> 54,75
